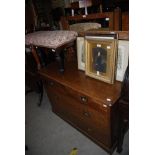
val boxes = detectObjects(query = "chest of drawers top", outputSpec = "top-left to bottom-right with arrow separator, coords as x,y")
39,62 -> 122,107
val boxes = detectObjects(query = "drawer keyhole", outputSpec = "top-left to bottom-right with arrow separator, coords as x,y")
80,96 -> 88,104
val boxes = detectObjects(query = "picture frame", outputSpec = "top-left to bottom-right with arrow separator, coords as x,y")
77,37 -> 129,82
77,37 -> 85,71
85,35 -> 118,84
116,40 -> 129,81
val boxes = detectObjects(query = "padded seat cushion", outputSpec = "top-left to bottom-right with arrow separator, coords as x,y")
25,30 -> 78,49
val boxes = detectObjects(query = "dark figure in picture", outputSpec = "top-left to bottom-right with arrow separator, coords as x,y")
93,47 -> 107,73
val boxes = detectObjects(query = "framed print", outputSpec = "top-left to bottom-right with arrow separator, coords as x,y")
85,35 -> 118,84
116,40 -> 129,81
77,37 -> 85,71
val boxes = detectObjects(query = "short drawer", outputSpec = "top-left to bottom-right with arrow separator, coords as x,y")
45,81 -> 108,125
76,116 -> 110,146
44,80 -> 67,95
65,86 -> 108,113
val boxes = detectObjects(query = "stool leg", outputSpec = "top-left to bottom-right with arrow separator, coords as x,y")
31,46 -> 41,70
59,50 -> 64,72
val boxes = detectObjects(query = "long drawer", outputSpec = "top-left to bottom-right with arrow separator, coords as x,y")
44,80 -> 111,146
45,79 -> 108,113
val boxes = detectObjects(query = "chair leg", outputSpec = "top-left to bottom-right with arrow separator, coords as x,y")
37,80 -> 43,107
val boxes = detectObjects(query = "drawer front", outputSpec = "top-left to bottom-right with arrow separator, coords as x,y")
45,80 -> 67,95
45,79 -> 108,114
65,87 -> 108,114
44,80 -> 111,146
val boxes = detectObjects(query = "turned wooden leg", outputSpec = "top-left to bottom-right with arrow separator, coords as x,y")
31,46 -> 41,70
59,50 -> 65,72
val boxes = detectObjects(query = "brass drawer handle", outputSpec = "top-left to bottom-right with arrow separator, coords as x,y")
80,96 -> 88,104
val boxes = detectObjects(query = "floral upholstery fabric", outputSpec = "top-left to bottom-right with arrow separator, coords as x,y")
70,23 -> 101,32
25,30 -> 78,49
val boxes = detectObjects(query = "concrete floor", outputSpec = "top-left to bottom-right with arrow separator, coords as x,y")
25,90 -> 129,155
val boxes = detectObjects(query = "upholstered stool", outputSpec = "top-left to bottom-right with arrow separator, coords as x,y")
25,30 -> 77,106
25,30 -> 78,71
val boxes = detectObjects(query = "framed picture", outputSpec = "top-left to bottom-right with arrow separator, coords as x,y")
85,35 -> 118,84
116,40 -> 129,81
77,37 -> 85,71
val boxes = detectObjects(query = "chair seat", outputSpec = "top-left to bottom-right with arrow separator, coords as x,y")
70,22 -> 101,32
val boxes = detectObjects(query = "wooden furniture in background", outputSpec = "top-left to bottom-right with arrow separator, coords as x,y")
25,0 -> 36,33
122,12 -> 129,31
61,8 -> 122,31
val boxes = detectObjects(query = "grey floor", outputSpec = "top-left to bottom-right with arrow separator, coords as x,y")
25,90 -> 129,155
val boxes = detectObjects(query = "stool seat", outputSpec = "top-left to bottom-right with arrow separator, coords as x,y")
25,30 -> 78,49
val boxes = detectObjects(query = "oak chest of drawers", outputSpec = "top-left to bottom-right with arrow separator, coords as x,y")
39,62 -> 122,154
